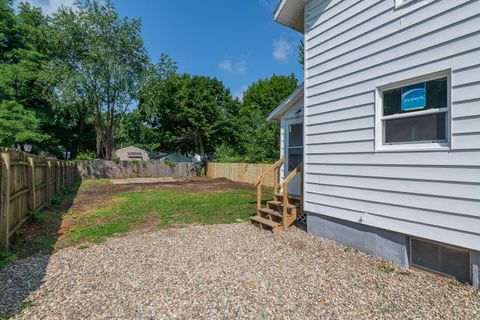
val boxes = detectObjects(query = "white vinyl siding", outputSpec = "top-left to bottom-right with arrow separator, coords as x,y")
304,0 -> 480,251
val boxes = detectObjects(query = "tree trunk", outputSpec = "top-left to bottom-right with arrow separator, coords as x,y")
96,126 -> 103,159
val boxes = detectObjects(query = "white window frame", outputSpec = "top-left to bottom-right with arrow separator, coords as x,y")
375,70 -> 451,152
395,0 -> 415,8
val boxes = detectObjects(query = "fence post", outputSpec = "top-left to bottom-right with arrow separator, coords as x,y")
46,161 -> 52,203
0,151 -> 11,251
61,162 -> 65,188
56,162 -> 60,193
66,162 -> 70,186
27,157 -> 37,211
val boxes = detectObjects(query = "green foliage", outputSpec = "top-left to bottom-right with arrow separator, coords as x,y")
213,143 -> 243,163
0,252 -> 17,271
115,109 -> 157,152
75,151 -> 96,161
344,247 -> 358,253
52,184 -> 78,205
378,264 -> 396,274
0,1 -> 63,153
164,159 -> 177,169
0,100 -> 48,147
48,0 -> 150,159
236,74 -> 298,163
140,58 -> 239,164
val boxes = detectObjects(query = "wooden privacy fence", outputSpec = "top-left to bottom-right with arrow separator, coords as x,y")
77,160 -> 202,179
0,148 -> 79,251
207,162 -> 275,187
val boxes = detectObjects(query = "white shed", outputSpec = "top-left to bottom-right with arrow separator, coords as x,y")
115,146 -> 150,161
274,0 -> 480,287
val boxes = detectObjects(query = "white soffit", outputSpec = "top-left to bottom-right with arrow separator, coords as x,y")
274,0 -> 307,33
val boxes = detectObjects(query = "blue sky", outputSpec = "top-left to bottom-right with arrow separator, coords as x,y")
17,0 -> 304,99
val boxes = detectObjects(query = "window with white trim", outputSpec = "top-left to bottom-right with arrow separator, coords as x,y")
376,73 -> 450,150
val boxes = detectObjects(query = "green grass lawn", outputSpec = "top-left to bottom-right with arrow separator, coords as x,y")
66,188 -> 260,244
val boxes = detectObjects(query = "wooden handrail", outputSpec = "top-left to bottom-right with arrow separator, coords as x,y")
282,163 -> 303,186
255,158 -> 284,186
256,158 -> 284,214
281,163 -> 303,229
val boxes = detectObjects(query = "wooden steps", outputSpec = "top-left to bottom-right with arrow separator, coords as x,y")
252,160 -> 303,233
267,200 -> 298,210
250,216 -> 283,233
259,207 -> 283,218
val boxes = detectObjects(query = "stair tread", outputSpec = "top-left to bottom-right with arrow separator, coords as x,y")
267,200 -> 299,209
275,192 -> 302,201
250,215 -> 282,228
259,207 -> 283,218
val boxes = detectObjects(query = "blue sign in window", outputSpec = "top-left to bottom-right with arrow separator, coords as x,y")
401,82 -> 426,111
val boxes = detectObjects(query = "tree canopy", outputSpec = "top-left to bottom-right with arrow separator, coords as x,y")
139,57 -> 239,165
235,74 -> 299,163
0,1 -> 299,164
47,0 -> 149,160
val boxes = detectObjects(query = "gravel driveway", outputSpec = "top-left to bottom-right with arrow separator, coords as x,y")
1,223 -> 479,319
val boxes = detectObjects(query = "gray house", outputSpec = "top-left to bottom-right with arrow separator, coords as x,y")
254,0 -> 480,288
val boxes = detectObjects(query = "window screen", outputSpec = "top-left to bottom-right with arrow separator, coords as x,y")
385,113 -> 446,143
411,239 -> 470,283
288,123 -> 303,172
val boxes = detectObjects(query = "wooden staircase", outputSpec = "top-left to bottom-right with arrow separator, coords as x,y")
249,158 -> 303,233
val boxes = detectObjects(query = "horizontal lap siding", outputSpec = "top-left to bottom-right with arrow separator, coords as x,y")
304,0 -> 480,250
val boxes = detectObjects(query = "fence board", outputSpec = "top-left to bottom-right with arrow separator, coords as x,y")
0,148 -> 78,251
207,163 -> 275,187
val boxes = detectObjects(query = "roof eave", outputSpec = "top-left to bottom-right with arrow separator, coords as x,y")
268,84 -> 304,122
274,0 -> 306,34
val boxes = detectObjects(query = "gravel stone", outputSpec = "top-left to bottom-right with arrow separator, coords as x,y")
1,223 -> 479,319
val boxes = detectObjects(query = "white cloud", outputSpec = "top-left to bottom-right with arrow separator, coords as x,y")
15,0 -> 76,15
218,59 -> 247,75
219,60 -> 233,73
273,39 -> 293,63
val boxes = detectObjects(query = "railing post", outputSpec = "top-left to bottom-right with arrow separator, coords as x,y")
274,166 -> 279,195
27,157 -> 37,211
300,164 -> 304,215
256,183 -> 261,216
0,151 -> 11,251
282,183 -> 288,230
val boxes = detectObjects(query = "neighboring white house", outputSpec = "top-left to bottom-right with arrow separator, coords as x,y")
115,146 -> 150,161
273,0 -> 480,287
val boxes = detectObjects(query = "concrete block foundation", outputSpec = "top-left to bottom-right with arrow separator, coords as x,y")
307,212 -> 410,267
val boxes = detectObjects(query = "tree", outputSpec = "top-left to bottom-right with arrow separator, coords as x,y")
139,57 -> 239,167
0,1 -> 63,154
115,109 -> 157,151
48,0 -> 149,159
236,74 -> 298,163
0,100 -> 48,147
